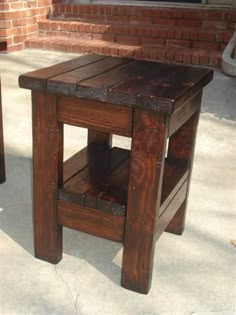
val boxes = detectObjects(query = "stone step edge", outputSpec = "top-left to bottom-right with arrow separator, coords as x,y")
25,36 -> 222,66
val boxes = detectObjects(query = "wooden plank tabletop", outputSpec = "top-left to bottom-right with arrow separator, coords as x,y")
19,55 -> 213,113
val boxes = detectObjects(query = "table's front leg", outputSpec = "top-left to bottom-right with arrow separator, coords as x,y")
32,91 -> 63,264
122,109 -> 168,294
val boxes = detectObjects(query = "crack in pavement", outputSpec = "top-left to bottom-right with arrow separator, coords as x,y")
54,265 -> 80,315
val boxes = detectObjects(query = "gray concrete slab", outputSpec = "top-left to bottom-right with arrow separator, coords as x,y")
0,50 -> 235,315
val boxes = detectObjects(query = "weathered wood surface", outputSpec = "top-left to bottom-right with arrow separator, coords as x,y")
0,78 -> 5,183
19,55 -> 213,113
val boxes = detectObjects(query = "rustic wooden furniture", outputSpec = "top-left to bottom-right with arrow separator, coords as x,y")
0,76 -> 5,183
19,55 -> 213,294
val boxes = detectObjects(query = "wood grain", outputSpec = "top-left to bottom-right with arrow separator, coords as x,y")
122,108 -> 168,294
19,55 -> 213,113
60,147 -> 129,215
32,91 -> 63,263
58,200 -> 125,242
165,93 -> 202,235
19,55 -> 105,91
58,95 -> 133,137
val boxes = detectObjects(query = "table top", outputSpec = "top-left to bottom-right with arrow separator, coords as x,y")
19,55 -> 213,113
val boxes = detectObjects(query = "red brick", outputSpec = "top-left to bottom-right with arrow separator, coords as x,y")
165,48 -> 175,61
107,16 -> 128,23
10,2 -> 24,10
0,3 -> 10,10
192,54 -> 200,65
176,19 -> 202,27
174,29 -> 183,40
142,27 -> 152,37
200,54 -> 210,65
159,29 -> 168,39
209,54 -> 220,66
161,9 -> 183,19
116,35 -> 139,45
224,30 -> 234,43
141,37 -> 165,46
193,41 -> 219,50
109,47 -> 118,56
157,48 -> 166,60
215,31 -> 224,42
175,50 -> 183,63
129,16 -> 152,24
183,51 -> 191,64
0,20 -> 12,29
152,18 -> 176,26
13,34 -> 26,44
149,49 -> 157,60
183,10 -> 199,20
202,21 -> 227,29
166,39 -> 191,48
167,28 -> 175,38
190,31 -> 198,41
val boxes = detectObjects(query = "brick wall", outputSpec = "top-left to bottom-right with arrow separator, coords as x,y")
0,0 -> 54,52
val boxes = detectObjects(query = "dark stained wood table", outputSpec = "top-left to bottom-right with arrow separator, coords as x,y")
0,76 -> 5,183
19,55 -> 213,294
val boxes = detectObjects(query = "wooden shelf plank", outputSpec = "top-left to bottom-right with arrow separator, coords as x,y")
59,146 -> 129,215
59,146 -> 189,217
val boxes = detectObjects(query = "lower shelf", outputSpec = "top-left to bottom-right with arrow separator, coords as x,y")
58,145 -> 189,242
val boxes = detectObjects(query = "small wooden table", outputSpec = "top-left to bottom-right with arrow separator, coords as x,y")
19,55 -> 213,294
0,77 -> 5,183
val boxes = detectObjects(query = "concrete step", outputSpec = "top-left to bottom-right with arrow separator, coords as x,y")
25,36 -> 222,66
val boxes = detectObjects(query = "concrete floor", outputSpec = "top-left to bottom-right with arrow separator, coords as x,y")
0,50 -> 235,315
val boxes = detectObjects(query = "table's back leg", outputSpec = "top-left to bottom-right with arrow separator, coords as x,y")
32,91 -> 63,264
87,129 -> 112,150
122,109 -> 168,294
0,79 -> 5,183
165,93 -> 202,235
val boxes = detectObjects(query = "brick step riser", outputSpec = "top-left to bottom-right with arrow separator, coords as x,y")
25,37 -> 222,67
38,21 -> 233,41
53,13 -> 235,30
38,29 -> 228,51
38,21 -> 234,51
52,4 -> 236,27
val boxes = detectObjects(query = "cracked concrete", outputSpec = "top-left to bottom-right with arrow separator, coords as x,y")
0,50 -> 235,315
54,265 -> 80,315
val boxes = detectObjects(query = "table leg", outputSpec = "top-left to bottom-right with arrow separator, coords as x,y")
0,79 -> 5,183
122,109 -> 168,294
165,106 -> 201,235
87,129 -> 112,150
32,91 -> 63,264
